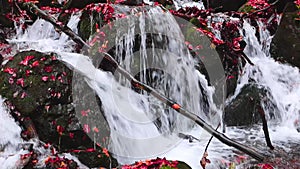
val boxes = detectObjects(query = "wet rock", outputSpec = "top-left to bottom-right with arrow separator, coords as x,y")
0,50 -> 72,115
0,54 -> 3,66
77,3 -> 114,41
153,0 -> 174,6
202,0 -> 247,12
64,0 -> 106,9
0,0 -> 14,28
224,84 -> 277,126
203,0 -> 294,13
119,0 -> 144,5
270,3 -> 300,68
0,50 -> 117,168
177,161 -> 192,169
35,0 -> 62,7
269,0 -> 295,13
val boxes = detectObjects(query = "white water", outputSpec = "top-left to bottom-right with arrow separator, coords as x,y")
1,5 -> 300,169
0,97 -> 28,169
159,19 -> 300,169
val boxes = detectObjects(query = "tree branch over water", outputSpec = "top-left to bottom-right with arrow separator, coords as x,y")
22,2 -> 267,162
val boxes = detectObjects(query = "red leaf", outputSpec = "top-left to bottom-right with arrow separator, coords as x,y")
20,92 -> 27,99
81,109 -> 90,116
259,164 -> 274,169
25,70 -> 32,76
50,75 -> 56,81
3,67 -> 16,74
56,125 -> 64,135
19,55 -> 34,66
44,66 -> 53,73
31,60 -> 39,67
86,148 -> 95,152
69,132 -> 74,139
103,148 -> 109,157
16,78 -> 25,87
8,77 -> 14,84
93,127 -> 99,133
83,124 -> 90,133
42,76 -> 49,82
51,55 -> 57,60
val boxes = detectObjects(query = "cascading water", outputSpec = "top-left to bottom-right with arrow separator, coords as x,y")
1,2 -> 300,169
0,96 -> 27,168
239,20 -> 300,127
162,19 -> 300,168
62,6 -> 220,161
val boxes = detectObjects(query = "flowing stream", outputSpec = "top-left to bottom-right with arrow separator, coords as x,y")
1,3 -> 300,169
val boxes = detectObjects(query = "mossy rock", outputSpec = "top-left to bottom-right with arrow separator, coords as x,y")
0,50 -> 72,115
78,6 -> 106,41
0,50 -> 118,168
177,161 -> 192,169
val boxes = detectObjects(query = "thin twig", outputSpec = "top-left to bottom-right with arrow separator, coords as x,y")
204,123 -> 220,152
257,106 -> 274,150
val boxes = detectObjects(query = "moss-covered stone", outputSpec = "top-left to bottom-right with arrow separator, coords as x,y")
0,50 -> 118,168
0,51 -> 70,115
78,5 -> 109,41
177,161 -> 192,169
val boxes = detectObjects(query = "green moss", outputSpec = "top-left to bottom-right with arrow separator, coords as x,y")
78,10 -> 104,41
238,4 -> 254,13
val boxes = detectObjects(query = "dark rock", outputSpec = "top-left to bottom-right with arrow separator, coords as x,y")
177,161 -> 192,169
204,0 -> 294,13
78,9 -> 101,41
0,50 -> 117,168
0,0 -> 13,28
202,0 -> 247,12
119,0 -> 143,5
224,84 -> 278,126
64,0 -> 106,9
269,0 -> 295,13
36,0 -> 62,7
0,54 -> 3,66
77,3 -> 114,41
270,3 -> 300,68
153,0 -> 174,6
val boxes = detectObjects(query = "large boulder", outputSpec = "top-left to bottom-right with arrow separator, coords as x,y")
0,50 -> 117,168
270,3 -> 300,68
224,84 -> 278,126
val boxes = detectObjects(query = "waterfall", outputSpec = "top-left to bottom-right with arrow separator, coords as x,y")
163,18 -> 300,168
60,6 -> 220,160
238,20 -> 300,128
